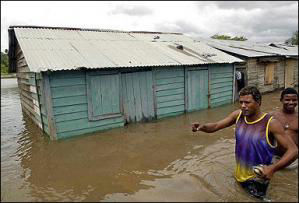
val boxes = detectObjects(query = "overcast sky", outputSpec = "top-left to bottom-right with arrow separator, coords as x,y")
1,1 -> 298,52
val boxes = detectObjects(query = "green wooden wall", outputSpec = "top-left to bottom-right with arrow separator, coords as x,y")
40,64 -> 234,140
209,64 -> 234,107
154,68 -> 185,119
121,71 -> 155,122
186,68 -> 209,112
48,71 -> 124,139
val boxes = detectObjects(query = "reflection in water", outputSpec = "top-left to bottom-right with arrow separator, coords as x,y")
1,82 -> 298,202
1,78 -> 18,89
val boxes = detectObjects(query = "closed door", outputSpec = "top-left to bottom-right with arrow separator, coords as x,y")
121,71 -> 155,123
187,69 -> 209,111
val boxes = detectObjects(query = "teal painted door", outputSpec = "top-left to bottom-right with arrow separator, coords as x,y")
121,71 -> 155,123
187,69 -> 209,111
87,73 -> 121,120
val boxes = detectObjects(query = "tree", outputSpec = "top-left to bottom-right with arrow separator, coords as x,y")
211,34 -> 248,41
285,31 -> 298,45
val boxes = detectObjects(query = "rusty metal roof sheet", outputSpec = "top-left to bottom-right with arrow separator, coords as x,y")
11,26 -> 243,72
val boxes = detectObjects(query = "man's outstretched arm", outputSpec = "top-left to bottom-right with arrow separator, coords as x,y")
192,110 -> 241,133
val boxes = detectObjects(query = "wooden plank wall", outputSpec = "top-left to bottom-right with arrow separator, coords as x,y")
294,59 -> 298,87
48,71 -> 124,139
286,58 -> 298,87
256,60 -> 274,93
15,44 -> 43,130
185,68 -> 209,111
36,73 -> 49,135
154,68 -> 185,119
247,58 -> 259,87
276,60 -> 285,89
247,58 -> 282,93
87,72 -> 121,120
257,57 -> 284,93
209,64 -> 234,107
121,71 -> 155,122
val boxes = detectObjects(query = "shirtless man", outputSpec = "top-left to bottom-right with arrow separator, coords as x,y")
270,88 -> 298,169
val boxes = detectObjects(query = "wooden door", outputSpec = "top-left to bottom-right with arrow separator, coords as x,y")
121,71 -> 155,123
187,69 -> 209,112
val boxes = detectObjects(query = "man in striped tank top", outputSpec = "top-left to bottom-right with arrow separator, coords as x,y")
191,86 -> 298,200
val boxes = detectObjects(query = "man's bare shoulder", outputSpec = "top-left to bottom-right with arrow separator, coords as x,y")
269,110 -> 281,118
270,110 -> 298,130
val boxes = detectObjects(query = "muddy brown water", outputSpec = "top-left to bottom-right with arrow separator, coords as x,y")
1,78 -> 298,202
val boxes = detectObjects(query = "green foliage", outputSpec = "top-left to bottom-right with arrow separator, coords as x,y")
286,31 -> 298,45
1,64 -> 8,74
211,34 -> 248,41
1,51 -> 9,74
231,36 -> 248,41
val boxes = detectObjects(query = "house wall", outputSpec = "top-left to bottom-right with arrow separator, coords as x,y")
185,67 -> 209,112
47,71 -> 125,140
285,58 -> 298,87
153,68 -> 185,119
121,71 -> 155,122
246,57 -> 285,93
36,74 -> 49,135
246,58 -> 259,87
22,63 -> 236,140
275,59 -> 285,89
15,44 -> 44,132
153,64 -> 234,118
294,59 -> 298,87
209,64 -> 234,107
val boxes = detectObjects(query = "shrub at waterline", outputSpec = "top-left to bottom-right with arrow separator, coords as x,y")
1,50 -> 9,74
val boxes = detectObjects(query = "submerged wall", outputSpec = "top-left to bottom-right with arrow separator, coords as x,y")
36,63 -> 235,140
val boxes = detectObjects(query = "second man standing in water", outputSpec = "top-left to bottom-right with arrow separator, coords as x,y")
270,87 -> 298,169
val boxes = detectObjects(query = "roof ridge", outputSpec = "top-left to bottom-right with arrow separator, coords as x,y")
8,25 -> 183,35
9,25 -> 126,33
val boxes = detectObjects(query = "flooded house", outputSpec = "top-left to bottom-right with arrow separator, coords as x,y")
8,25 -> 243,140
204,39 -> 298,99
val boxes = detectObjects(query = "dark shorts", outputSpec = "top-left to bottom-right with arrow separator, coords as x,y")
239,179 -> 269,199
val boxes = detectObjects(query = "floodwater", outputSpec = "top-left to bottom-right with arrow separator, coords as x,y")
1,78 -> 298,202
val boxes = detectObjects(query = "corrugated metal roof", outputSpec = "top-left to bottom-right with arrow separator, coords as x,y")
11,26 -> 243,72
266,43 -> 298,57
202,38 -> 298,58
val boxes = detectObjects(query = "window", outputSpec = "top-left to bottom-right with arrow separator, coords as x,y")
264,63 -> 275,85
86,71 -> 121,120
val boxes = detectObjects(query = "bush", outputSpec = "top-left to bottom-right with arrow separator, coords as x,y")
1,64 -> 8,74
1,51 -> 9,74
211,34 -> 248,41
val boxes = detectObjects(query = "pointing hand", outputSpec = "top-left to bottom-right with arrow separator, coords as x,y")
192,122 -> 200,132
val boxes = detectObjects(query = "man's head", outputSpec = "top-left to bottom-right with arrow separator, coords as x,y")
239,86 -> 262,116
280,88 -> 298,113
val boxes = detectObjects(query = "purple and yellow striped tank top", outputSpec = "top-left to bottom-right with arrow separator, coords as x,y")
234,111 -> 276,182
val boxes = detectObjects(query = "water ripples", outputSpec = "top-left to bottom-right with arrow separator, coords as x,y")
1,82 -> 297,202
